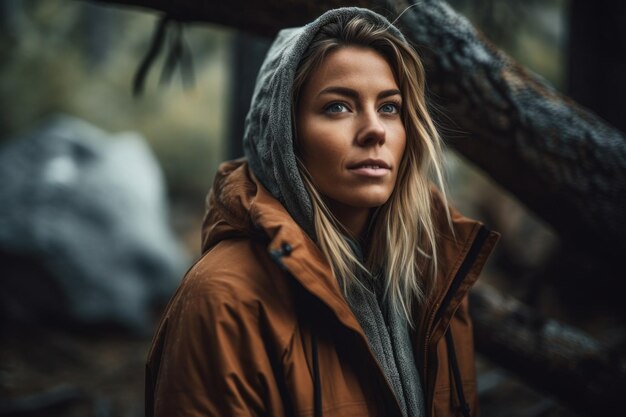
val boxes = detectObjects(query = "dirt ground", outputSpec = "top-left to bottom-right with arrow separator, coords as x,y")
0,325 -> 150,417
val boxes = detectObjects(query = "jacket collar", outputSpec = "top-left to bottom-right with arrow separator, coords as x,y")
415,189 -> 500,346
202,159 -> 499,341
201,159 -> 362,330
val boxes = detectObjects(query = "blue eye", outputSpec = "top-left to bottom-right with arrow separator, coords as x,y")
380,103 -> 400,114
325,103 -> 348,113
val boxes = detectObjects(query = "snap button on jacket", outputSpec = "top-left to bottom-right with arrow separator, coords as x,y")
145,160 -> 500,417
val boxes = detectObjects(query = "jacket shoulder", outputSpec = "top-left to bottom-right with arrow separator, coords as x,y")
174,237 -> 297,321
145,238 -> 297,408
145,237 -> 298,417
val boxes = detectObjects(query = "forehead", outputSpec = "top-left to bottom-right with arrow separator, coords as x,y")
304,46 -> 398,92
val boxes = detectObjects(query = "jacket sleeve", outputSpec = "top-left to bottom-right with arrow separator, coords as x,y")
148,277 -> 285,417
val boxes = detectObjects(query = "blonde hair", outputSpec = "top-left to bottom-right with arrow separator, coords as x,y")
292,15 -> 451,326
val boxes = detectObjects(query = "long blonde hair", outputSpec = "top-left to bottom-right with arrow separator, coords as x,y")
292,15 -> 450,326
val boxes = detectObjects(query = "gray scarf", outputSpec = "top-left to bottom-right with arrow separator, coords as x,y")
345,241 -> 425,417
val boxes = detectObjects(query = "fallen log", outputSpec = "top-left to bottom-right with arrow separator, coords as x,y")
470,284 -> 626,416
390,0 -> 626,259
89,0 -> 626,258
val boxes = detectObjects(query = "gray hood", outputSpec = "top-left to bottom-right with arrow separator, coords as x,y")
243,7 -> 406,238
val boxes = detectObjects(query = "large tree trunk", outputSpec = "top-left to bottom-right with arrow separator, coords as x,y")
387,0 -> 626,261
93,0 -> 626,258
470,284 -> 626,416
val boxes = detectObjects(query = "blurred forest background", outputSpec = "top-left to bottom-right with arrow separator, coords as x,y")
1,0 -> 624,416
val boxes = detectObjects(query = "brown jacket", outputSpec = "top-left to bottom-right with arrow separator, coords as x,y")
145,160 -> 500,417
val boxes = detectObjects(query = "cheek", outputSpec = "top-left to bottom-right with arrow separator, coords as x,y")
300,124 -> 346,170
391,125 -> 407,164
398,136 -> 407,161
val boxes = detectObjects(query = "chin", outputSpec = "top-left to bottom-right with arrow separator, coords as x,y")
339,191 -> 393,209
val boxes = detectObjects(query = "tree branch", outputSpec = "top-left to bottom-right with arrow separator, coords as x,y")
90,0 -> 377,37
470,284 -> 626,416
390,0 -> 626,257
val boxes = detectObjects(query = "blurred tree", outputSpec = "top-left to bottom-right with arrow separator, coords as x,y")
568,0 -> 626,133
227,33 -> 271,159
471,284 -> 626,417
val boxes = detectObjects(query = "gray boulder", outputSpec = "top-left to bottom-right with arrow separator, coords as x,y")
0,115 -> 187,333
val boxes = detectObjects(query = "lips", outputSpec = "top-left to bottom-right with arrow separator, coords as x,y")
347,159 -> 391,170
347,159 -> 391,178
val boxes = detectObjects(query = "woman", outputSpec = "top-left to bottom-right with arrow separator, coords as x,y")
146,7 -> 499,417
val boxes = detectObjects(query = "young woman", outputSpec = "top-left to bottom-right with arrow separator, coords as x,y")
146,7 -> 499,417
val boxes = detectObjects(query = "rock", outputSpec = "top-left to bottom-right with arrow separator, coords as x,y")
0,115 -> 187,333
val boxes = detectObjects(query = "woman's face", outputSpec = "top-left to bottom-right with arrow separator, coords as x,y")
296,46 -> 406,225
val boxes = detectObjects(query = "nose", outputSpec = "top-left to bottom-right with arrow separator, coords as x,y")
355,110 -> 386,147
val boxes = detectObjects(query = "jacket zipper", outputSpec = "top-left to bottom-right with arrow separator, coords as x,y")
270,226 -> 490,416
269,245 -> 405,416
421,226 -> 490,396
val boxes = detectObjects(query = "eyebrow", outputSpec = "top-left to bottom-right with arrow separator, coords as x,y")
317,86 -> 402,100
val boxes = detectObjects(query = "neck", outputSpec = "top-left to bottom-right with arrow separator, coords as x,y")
325,200 -> 372,241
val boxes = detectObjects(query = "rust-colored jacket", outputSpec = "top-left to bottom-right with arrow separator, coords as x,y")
146,160 -> 499,417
